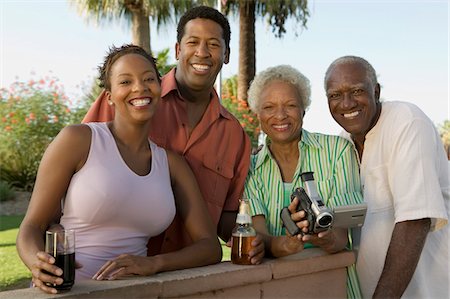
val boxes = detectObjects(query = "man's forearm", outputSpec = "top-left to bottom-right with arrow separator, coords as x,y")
217,211 -> 237,242
373,218 -> 430,298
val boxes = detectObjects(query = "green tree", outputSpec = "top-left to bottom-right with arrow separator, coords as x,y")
223,0 -> 309,102
0,78 -> 75,190
0,43 -> 178,191
438,120 -> 450,159
439,120 -> 450,145
155,48 -> 177,76
221,75 -> 259,148
72,0 -> 214,55
68,79 -> 103,124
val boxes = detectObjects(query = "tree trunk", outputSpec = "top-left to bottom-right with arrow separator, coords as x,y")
237,0 -> 256,102
131,9 -> 151,55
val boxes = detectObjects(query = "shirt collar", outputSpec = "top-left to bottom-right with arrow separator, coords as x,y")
160,67 -> 232,120
160,68 -> 178,98
254,129 -> 322,170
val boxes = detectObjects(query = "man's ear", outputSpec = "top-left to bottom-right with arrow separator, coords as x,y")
175,42 -> 180,61
224,48 -> 230,65
375,83 -> 381,100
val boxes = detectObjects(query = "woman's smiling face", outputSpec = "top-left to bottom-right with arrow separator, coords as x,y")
258,80 -> 304,145
107,53 -> 161,124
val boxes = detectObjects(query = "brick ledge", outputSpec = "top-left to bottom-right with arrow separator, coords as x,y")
0,248 -> 355,299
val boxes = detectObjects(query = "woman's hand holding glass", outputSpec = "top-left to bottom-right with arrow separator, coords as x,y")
30,251 -> 64,294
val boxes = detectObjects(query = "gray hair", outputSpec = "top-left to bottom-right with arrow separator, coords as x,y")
324,56 -> 378,87
247,65 -> 311,114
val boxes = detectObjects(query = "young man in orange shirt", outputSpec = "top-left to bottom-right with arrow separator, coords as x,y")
83,6 -> 262,263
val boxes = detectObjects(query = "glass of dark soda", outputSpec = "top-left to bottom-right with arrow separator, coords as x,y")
45,229 -> 75,291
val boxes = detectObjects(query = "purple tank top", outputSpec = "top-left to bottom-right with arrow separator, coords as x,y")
61,122 -> 175,279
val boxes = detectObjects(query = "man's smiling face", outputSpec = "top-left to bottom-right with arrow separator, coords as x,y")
175,18 -> 229,93
325,62 -> 381,141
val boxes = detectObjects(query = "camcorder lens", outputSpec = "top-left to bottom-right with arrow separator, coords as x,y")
318,215 -> 333,227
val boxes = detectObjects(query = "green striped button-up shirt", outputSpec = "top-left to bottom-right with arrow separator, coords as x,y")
244,129 -> 363,298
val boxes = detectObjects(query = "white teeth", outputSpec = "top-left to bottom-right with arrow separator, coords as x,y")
192,64 -> 210,71
343,111 -> 360,118
130,98 -> 150,107
273,124 -> 288,130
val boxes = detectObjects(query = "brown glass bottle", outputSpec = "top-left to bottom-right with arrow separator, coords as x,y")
231,199 -> 256,265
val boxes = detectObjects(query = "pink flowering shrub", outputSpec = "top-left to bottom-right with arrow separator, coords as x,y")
221,75 -> 260,148
0,76 -> 75,190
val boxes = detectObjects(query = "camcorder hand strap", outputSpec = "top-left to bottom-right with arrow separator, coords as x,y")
351,226 -> 362,261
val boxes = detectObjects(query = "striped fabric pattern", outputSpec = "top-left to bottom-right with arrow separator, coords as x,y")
244,129 -> 363,298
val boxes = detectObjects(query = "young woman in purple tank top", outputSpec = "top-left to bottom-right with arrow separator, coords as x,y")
16,45 -> 222,294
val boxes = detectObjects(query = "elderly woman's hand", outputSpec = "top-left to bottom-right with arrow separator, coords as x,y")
271,235 -> 304,257
301,229 -> 335,248
301,228 -> 348,254
248,234 -> 265,264
287,197 -> 310,235
287,198 -> 347,253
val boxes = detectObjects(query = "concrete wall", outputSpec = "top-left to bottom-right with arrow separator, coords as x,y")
0,248 -> 355,299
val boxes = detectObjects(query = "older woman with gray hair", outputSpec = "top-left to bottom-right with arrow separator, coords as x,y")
244,65 -> 363,298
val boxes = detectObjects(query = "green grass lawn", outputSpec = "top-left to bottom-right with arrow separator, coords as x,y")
0,214 -> 231,292
0,215 -> 31,292
221,239 -> 231,261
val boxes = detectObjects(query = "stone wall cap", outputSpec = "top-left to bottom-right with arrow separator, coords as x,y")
0,250 -> 355,299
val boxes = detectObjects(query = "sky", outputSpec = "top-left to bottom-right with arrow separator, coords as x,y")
1,0 -> 449,135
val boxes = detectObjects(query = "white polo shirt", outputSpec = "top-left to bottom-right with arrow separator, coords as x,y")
343,101 -> 449,298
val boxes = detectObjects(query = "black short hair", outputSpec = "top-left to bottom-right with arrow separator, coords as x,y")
98,44 -> 160,91
177,6 -> 231,53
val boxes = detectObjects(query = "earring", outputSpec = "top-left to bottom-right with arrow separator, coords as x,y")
108,100 -> 113,106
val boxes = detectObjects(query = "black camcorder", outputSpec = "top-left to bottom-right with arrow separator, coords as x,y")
281,172 -> 334,235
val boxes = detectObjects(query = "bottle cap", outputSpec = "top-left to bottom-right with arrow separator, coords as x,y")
239,199 -> 251,213
236,199 -> 252,224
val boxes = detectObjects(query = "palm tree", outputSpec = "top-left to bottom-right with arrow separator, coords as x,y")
72,0 -> 214,55
73,0 -> 309,103
223,0 -> 309,102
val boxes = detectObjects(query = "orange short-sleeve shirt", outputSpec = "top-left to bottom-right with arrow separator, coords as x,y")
83,68 -> 251,253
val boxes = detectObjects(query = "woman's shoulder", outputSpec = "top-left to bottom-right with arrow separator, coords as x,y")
47,124 -> 92,172
149,139 -> 173,161
57,124 -> 92,144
